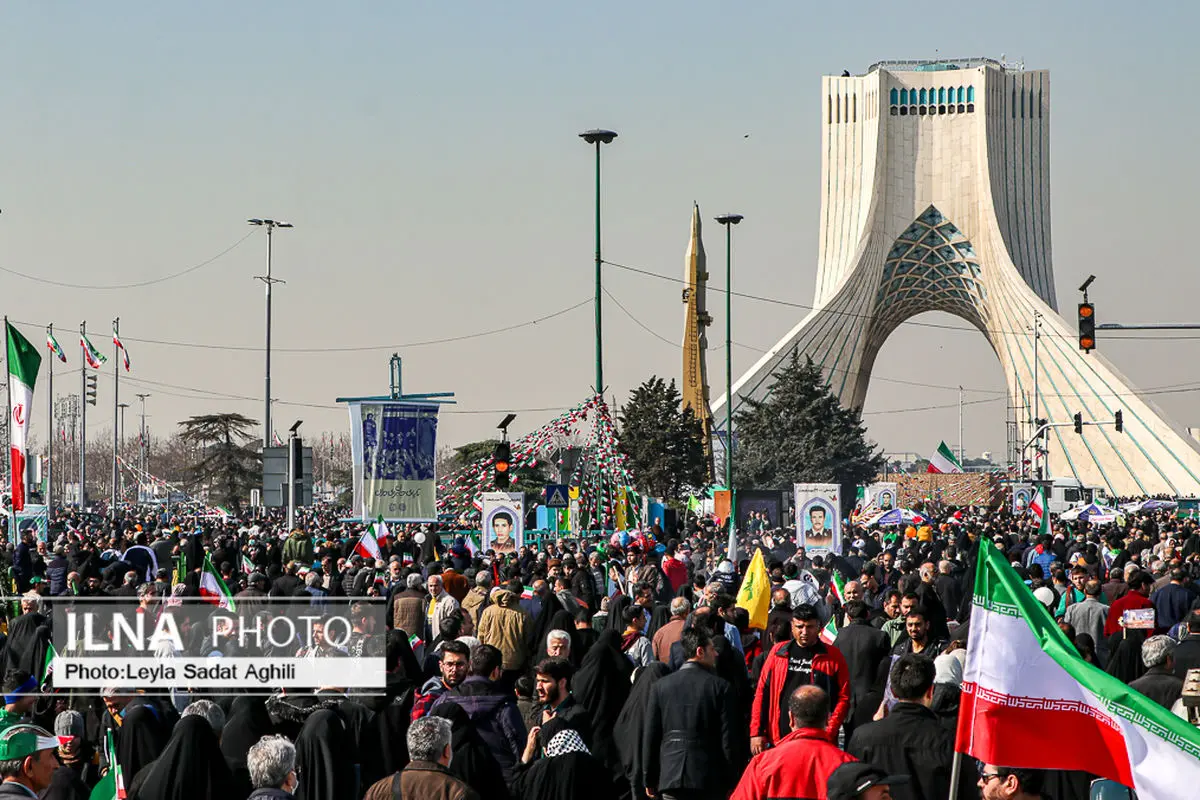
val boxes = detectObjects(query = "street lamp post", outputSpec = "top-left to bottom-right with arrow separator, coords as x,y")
136,393 -> 149,501
578,129 -> 617,396
248,218 -> 293,447
715,213 -> 744,539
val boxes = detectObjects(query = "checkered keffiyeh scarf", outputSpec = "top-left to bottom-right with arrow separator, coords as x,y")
543,728 -> 590,758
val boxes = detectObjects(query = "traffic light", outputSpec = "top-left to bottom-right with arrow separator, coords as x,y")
493,441 -> 511,489
1115,410 -> 1124,433
1078,302 -> 1096,352
85,374 -> 98,406
1073,412 -> 1083,434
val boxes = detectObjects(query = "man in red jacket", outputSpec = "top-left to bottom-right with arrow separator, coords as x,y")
1104,571 -> 1153,638
732,685 -> 856,800
750,603 -> 851,753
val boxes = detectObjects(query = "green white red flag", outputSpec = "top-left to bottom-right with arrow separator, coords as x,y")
113,324 -> 130,372
819,616 -> 838,645
80,332 -> 106,369
373,515 -> 391,546
829,571 -> 847,604
199,554 -> 237,612
1029,485 -> 1050,537
926,440 -> 963,473
354,526 -> 381,561
46,329 -> 67,363
958,542 -> 1200,799
7,322 -> 41,512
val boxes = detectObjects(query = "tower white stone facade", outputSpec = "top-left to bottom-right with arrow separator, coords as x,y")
715,59 -> 1200,496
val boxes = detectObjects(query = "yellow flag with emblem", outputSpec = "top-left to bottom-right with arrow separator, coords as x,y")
735,548 -> 771,629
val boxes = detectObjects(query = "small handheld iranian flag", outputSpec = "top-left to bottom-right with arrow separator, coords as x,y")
926,440 -> 963,473
96,727 -> 126,799
7,322 -> 42,512
354,526 -> 381,561
80,332 -> 107,369
373,516 -> 391,546
113,324 -> 130,372
241,554 -> 254,575
829,571 -> 847,604
199,554 -> 237,611
960,542 -> 1200,799
1029,485 -> 1050,537
41,641 -> 59,689
819,616 -> 838,644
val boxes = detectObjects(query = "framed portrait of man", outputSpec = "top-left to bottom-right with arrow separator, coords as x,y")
481,492 -> 524,554
1011,484 -> 1033,515
794,483 -> 842,555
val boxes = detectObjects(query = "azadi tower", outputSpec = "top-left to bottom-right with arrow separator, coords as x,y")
713,58 -> 1200,497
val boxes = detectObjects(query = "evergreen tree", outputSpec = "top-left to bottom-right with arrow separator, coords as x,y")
178,413 -> 261,511
618,376 -> 709,500
734,353 -> 882,511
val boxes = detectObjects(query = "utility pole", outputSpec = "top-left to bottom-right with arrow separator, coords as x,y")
79,322 -> 87,510
1029,313 -> 1042,481
111,317 -> 120,518
958,385 -> 964,465
136,393 -> 150,501
249,218 -> 293,447
46,325 -> 54,511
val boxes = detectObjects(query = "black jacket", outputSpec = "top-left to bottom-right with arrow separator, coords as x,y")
1174,634 -> 1200,678
835,621 -> 891,702
1130,666 -> 1183,710
641,662 -> 743,795
934,574 -> 963,620
46,556 -> 69,595
847,702 -> 974,800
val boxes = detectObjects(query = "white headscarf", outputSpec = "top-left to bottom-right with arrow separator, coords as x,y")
934,651 -> 965,686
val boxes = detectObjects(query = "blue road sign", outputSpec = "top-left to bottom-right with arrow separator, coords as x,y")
544,484 -> 569,508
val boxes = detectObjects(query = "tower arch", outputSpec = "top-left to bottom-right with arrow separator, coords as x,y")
712,60 -> 1200,495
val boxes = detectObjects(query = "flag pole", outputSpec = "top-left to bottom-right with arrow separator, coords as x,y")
948,750 -> 964,800
5,317 -> 13,539
111,317 -> 119,520
46,324 -> 53,513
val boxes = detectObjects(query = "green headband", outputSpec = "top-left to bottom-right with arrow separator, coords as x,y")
0,725 -> 63,760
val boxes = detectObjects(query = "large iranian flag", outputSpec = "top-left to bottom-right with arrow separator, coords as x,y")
199,554 -> 237,612
1028,485 -> 1050,537
959,543 -> 1200,799
7,322 -> 42,512
926,440 -> 963,473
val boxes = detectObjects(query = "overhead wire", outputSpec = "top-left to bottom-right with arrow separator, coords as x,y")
0,231 -> 257,290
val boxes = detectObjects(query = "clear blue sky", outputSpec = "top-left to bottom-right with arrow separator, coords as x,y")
2,1 -> 1198,462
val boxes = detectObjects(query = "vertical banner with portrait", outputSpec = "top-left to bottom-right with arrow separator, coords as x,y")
794,483 -> 842,556
1011,483 -> 1033,515
867,482 -> 898,513
348,401 -> 440,522
481,491 -> 524,555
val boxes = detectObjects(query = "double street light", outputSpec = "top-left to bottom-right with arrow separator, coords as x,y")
248,218 -> 293,448
578,129 -> 618,396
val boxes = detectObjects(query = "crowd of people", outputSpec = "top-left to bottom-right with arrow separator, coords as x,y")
0,496 -> 1194,799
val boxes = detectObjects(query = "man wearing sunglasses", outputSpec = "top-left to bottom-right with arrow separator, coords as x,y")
977,765 -> 1046,800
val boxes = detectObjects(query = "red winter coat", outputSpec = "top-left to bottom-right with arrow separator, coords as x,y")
662,556 -> 689,593
730,728 -> 857,800
751,640 -> 851,744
